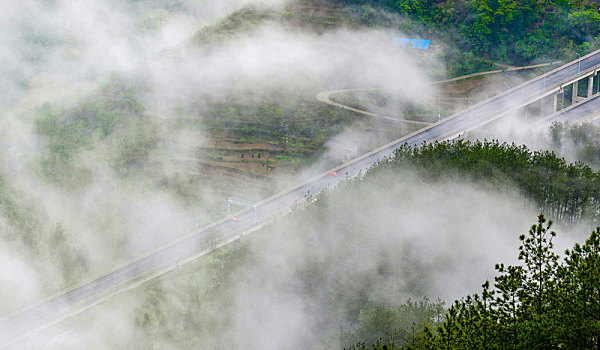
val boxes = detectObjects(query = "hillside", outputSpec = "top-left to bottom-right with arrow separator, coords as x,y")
335,0 -> 600,74
179,1 -> 423,191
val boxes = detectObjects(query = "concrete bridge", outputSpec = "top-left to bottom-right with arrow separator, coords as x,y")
516,61 -> 600,122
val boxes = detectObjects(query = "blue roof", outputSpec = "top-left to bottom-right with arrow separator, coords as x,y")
393,38 -> 431,50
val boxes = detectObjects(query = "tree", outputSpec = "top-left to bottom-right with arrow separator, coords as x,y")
557,227 -> 600,348
50,223 -> 88,287
515,214 -> 559,348
492,264 -> 524,348
405,214 -> 600,349
343,298 -> 445,349
568,9 -> 600,44
464,0 -> 495,54
389,140 -> 600,225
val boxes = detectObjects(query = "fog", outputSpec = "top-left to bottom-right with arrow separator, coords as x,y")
36,165 -> 591,350
0,0 -> 591,349
470,96 -> 600,169
1,0 -> 431,329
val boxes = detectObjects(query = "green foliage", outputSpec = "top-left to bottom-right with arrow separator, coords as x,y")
192,1 -> 359,46
343,298 -> 445,349
113,130 -> 158,178
465,0 -> 494,53
49,223 -> 88,286
346,339 -> 402,350
194,91 -> 360,167
383,139 -> 600,225
568,9 -> 600,42
191,6 -> 275,46
337,0 -> 600,70
136,287 -> 167,333
34,75 -> 155,186
514,31 -> 553,62
0,184 -> 43,249
441,50 -> 495,76
549,121 -> 600,169
408,214 -> 600,349
558,227 -> 600,347
130,240 -> 254,347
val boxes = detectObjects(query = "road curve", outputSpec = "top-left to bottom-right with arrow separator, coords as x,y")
3,51 -> 600,348
316,61 -> 562,124
315,89 -> 433,125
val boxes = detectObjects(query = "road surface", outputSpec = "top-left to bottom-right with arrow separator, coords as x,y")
540,94 -> 600,126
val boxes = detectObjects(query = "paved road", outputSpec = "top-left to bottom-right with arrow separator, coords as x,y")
315,61 -> 562,124
4,50 -> 600,348
541,94 -> 600,125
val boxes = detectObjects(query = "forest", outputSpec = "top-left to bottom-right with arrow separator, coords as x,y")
346,140 -> 600,348
548,121 -> 600,169
337,0 -> 600,74
387,139 -> 600,225
347,215 -> 600,349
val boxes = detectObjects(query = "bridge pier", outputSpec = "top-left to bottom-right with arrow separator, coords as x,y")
519,93 -> 559,121
588,70 -> 600,97
563,84 -> 573,108
540,94 -> 557,116
537,70 -> 600,117
569,71 -> 600,103
519,103 -> 534,121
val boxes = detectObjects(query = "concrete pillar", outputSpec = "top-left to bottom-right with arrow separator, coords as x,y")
538,95 -> 555,117
588,75 -> 594,98
572,80 -> 579,103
